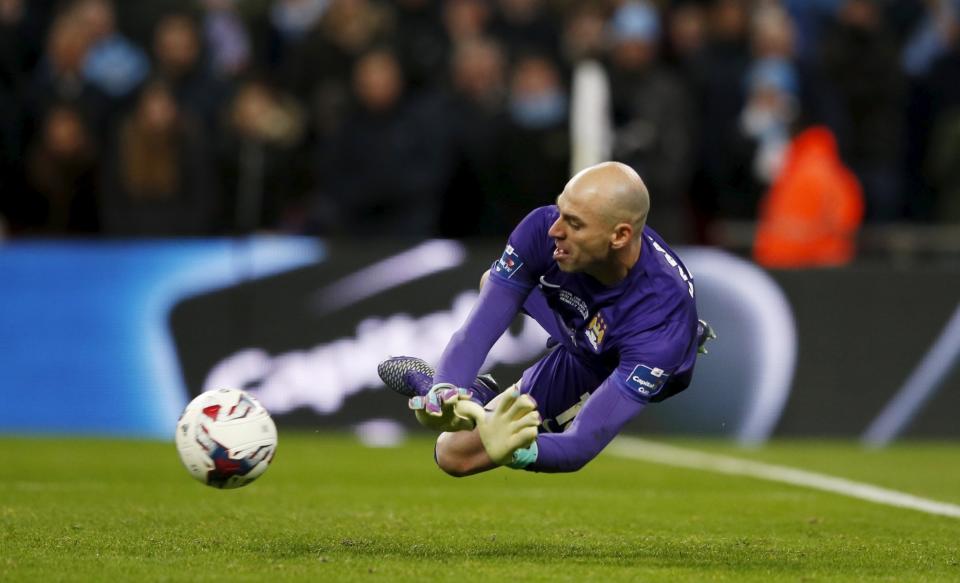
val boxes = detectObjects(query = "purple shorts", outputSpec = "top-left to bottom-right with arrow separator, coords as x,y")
516,346 -> 606,432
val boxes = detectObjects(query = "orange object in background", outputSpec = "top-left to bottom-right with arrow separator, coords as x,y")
753,126 -> 864,268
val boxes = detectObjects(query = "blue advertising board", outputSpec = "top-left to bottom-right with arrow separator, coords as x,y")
0,238 -> 323,438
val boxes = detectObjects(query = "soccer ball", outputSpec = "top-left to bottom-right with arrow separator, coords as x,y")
175,388 -> 278,489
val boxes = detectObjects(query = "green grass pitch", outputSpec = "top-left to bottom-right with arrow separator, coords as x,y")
2,434 -> 959,581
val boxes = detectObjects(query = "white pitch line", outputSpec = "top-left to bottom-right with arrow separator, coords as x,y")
608,437 -> 960,519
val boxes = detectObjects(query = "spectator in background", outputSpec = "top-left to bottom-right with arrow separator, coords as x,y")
394,0 -> 448,90
264,0 -> 330,75
450,37 -> 507,126
220,76 -> 309,231
751,1 -> 797,61
741,58 -> 800,187
488,53 -> 570,232
1,0 -> 955,239
443,0 -> 492,45
735,3 -> 806,201
819,0 -> 905,221
152,12 -> 230,131
661,1 -> 712,242
492,0 -> 561,61
753,125 -> 864,268
605,0 -> 695,243
901,0 -> 958,78
781,0 -> 844,63
313,47 -> 453,236
28,11 -> 106,130
439,37 -> 509,236
20,104 -> 99,233
100,80 -> 218,235
74,0 -> 150,100
690,0 -> 752,239
200,0 -> 252,78
270,0 -> 329,46
1,0 -> 48,94
281,0 -> 393,138
664,1 -> 708,73
749,1 -> 831,128
318,0 -> 393,55
561,3 -> 608,64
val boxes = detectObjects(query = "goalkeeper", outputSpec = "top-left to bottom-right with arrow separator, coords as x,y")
379,162 -> 714,475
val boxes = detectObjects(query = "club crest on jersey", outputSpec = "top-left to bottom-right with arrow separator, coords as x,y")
495,244 -> 523,279
626,364 -> 669,396
584,313 -> 606,351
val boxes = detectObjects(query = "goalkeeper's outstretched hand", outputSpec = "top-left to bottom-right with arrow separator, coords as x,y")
408,384 -> 476,433
469,388 -> 540,466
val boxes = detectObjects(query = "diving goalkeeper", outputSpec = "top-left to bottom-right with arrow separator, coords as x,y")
378,162 -> 714,475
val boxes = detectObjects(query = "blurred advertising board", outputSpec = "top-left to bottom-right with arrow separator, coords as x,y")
1,238 -> 957,441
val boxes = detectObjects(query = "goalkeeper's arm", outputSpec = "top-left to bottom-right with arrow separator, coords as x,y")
525,377 -> 647,473
410,277 -> 529,433
432,276 -> 530,390
432,379 -> 645,475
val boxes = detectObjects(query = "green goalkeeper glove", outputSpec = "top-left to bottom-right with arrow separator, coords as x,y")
456,388 -> 541,466
408,383 -> 477,433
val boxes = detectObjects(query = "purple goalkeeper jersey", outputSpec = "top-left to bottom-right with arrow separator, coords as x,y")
432,205 -> 701,472
490,205 -> 699,403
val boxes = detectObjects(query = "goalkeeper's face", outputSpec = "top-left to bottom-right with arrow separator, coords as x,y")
548,190 -> 618,274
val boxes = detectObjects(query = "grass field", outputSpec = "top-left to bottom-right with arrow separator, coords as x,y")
3,434 -> 959,582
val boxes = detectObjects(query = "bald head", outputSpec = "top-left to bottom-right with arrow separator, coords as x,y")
564,162 -> 650,234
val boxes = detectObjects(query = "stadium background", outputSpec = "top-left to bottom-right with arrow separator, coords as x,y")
1,0 -> 959,444
3,3 -> 960,580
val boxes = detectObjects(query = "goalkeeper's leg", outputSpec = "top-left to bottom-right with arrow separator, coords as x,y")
377,356 -> 501,404
435,429 -> 495,477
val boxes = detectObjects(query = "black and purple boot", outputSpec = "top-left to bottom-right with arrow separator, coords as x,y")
377,356 -> 501,405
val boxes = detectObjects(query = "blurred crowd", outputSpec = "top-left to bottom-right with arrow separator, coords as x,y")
1,0 -> 959,243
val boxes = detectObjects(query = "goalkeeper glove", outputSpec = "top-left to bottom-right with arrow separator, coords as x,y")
408,383 -> 476,433
461,388 -> 540,466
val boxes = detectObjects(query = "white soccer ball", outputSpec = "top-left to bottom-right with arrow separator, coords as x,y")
174,388 -> 278,489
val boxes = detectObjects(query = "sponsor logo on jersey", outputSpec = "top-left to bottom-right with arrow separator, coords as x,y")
626,364 -> 670,396
585,312 -> 606,351
495,244 -> 523,279
538,275 -> 561,288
